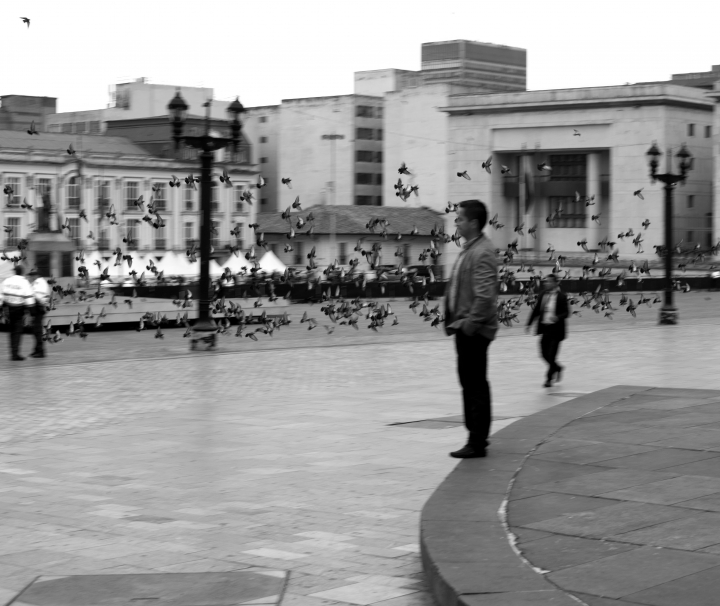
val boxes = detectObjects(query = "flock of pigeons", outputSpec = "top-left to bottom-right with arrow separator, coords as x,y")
3,113 -> 717,345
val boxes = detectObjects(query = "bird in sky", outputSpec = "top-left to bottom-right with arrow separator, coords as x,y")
281,177 -> 292,188
482,155 -> 492,174
634,189 -> 644,200
21,17 -> 30,27
457,171 -> 471,180
573,129 -> 581,136
219,168 -> 233,187
398,162 -> 411,175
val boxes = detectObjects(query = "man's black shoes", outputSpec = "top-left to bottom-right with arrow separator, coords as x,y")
450,445 -> 487,459
543,380 -> 552,388
12,355 -> 25,361
31,352 -> 45,358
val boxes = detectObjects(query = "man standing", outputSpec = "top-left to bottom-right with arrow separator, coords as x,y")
444,200 -> 499,459
0,266 -> 35,361
28,268 -> 51,358
526,274 -> 568,387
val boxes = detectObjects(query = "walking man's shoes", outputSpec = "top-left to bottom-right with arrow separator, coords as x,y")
31,352 -> 45,358
12,355 -> 25,361
543,380 -> 552,388
450,445 -> 487,458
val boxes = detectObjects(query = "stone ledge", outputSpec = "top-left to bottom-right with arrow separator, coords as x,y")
419,385 -> 654,606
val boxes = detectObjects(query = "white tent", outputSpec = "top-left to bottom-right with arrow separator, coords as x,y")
0,260 -> 15,281
152,251 -> 190,277
217,251 -> 247,274
209,259 -> 224,278
258,250 -> 287,274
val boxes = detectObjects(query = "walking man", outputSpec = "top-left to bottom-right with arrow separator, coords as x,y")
0,265 -> 35,361
526,273 -> 568,387
28,268 -> 51,358
444,200 -> 499,459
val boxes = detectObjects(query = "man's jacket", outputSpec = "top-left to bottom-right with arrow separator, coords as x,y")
0,275 -> 34,308
444,233 -> 498,341
32,277 -> 51,308
526,290 -> 569,341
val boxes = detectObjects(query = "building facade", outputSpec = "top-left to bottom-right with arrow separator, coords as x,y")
241,105 -> 281,212
0,131 -> 257,276
0,96 -> 57,132
439,84 -> 714,270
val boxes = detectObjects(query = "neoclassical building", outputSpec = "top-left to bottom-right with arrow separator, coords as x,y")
0,130 -> 257,276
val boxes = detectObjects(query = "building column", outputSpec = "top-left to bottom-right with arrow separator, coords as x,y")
586,152 -> 602,249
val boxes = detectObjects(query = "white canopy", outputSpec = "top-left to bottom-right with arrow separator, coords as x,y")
156,251 -> 200,277
209,259 -> 224,277
0,260 -> 15,281
258,250 -> 287,274
216,251 -> 248,275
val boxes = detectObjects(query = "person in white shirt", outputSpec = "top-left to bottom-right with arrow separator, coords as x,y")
0,265 -> 35,361
28,268 -> 51,358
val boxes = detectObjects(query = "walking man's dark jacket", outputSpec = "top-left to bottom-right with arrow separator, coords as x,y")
526,289 -> 569,341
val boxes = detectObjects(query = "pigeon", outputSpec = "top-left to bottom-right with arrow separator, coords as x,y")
67,144 -> 76,156
573,129 -> 581,136
219,168 -> 233,187
482,155 -> 492,174
634,189 -> 644,200
21,17 -> 30,27
398,162 -> 411,175
27,121 -> 38,135
281,177 -> 292,188
537,162 -> 552,172
457,171 -> 471,180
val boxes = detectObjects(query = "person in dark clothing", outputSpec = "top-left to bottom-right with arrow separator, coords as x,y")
526,274 -> 569,387
1,266 -> 34,361
444,200 -> 499,459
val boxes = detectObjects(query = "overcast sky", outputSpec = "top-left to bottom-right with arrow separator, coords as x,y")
3,0 -> 718,113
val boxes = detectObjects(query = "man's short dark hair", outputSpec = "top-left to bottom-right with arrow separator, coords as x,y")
544,273 -> 558,281
458,199 -> 488,231
14,265 -> 24,276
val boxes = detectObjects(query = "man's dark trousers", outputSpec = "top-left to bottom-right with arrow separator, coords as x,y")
32,305 -> 45,355
540,328 -> 562,381
455,330 -> 491,449
7,306 -> 26,358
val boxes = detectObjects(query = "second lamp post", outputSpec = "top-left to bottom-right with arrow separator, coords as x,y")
646,142 -> 693,325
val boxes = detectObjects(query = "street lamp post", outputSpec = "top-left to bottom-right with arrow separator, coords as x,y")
646,142 -> 693,325
168,90 -> 245,349
321,134 -> 344,264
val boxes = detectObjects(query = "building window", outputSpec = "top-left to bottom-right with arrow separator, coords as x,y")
355,195 -> 373,205
375,151 -> 383,163
339,242 -> 347,264
89,121 -> 101,134
4,176 -> 21,207
67,177 -> 80,210
375,196 -> 383,206
376,106 -> 383,119
233,223 -> 244,249
375,174 -> 382,185
269,243 -> 278,255
688,195 -> 694,209
403,244 -> 411,265
261,198 -> 268,206
153,183 -> 167,211
96,180 -> 111,214
211,183 -> 219,212
75,122 -> 87,135
356,150 -> 374,162
259,116 -> 267,123
260,157 -> 268,163
61,123 -> 72,134
125,181 -> 139,210
355,173 -> 373,185
184,184 -> 194,211
688,124 -> 695,137
98,227 -> 109,251
548,155 -> 586,181
356,127 -> 374,140
293,241 -> 304,265
260,136 -> 268,143
356,105 -> 374,118
705,125 -> 712,138
687,230 -> 694,242
548,196 -> 586,228
5,217 -> 20,247
37,178 -> 52,197
184,222 -> 195,248
234,187 -> 246,213
126,219 -> 139,250
376,129 -> 383,141
154,225 -> 166,250
68,218 -> 81,246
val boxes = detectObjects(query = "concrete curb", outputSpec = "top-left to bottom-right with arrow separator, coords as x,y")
420,385 -> 653,606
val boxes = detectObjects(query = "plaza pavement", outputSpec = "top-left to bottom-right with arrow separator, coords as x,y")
0,292 -> 720,605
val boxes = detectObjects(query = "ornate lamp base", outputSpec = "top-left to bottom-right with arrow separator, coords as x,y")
659,306 -> 678,325
189,319 -> 217,351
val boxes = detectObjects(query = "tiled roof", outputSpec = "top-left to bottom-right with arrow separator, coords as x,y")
0,130 -> 152,156
256,205 -> 445,236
